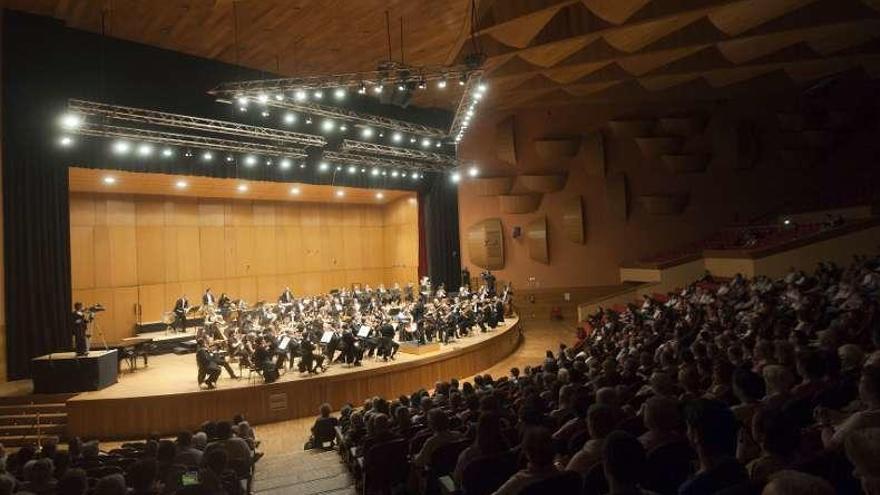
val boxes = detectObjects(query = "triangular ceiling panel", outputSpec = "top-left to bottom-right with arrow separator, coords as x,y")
805,20 -> 880,55
565,81 -> 623,96
718,29 -> 811,64
639,73 -> 702,91
543,61 -> 612,83
651,46 -> 736,75
603,10 -> 705,53
510,74 -> 560,92
489,73 -> 540,92
487,5 -> 567,49
703,65 -> 779,87
581,0 -> 652,25
708,0 -> 819,36
531,2 -> 613,47
518,36 -> 596,67
489,55 -> 543,78
583,80 -> 651,101
618,45 -> 710,76
784,57 -> 858,83
559,37 -> 625,65
571,62 -> 633,84
642,17 -> 727,52
747,42 -> 821,65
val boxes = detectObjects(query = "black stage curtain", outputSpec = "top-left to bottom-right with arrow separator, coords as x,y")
421,176 -> 461,290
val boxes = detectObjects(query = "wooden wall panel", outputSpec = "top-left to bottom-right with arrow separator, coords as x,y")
69,192 -> 419,328
562,196 -> 586,244
467,218 -> 505,270
527,216 -> 550,263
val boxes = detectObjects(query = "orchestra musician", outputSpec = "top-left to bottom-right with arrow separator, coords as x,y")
202,288 -> 215,307
173,294 -> 190,333
196,338 -> 221,389
378,318 -> 399,361
71,302 -> 92,356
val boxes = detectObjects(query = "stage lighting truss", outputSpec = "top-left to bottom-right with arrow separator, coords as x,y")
341,140 -> 457,167
68,99 -> 325,147
74,123 -> 309,159
321,151 -> 447,173
209,63 -> 484,143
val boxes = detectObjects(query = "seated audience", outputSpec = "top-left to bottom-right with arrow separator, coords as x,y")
492,427 -> 558,495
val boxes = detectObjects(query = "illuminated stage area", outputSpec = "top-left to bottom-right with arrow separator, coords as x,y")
66,316 -> 521,439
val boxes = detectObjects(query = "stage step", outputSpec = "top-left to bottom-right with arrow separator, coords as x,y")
254,449 -> 354,495
0,403 -> 67,416
0,394 -> 75,406
0,413 -> 67,426
0,435 -> 61,448
0,423 -> 65,435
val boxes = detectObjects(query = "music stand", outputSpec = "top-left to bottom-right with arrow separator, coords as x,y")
357,326 -> 371,338
320,331 -> 334,344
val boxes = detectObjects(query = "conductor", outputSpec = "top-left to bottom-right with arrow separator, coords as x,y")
71,302 -> 91,356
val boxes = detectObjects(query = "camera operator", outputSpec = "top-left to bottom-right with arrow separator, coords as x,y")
71,302 -> 93,356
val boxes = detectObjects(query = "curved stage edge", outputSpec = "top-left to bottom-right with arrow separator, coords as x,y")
66,316 -> 523,439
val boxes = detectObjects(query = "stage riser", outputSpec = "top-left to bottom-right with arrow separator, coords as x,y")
66,319 -> 522,439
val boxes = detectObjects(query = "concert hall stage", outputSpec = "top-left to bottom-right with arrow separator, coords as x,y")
64,316 -> 522,439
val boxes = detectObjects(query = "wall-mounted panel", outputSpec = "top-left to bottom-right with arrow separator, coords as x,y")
562,196 -> 585,244
608,119 -> 654,137
526,216 -> 549,264
470,177 -> 515,196
467,219 -> 504,270
606,173 -> 629,221
534,137 -> 581,160
518,174 -> 567,193
496,116 -> 518,165
498,194 -> 543,214
583,132 -> 606,177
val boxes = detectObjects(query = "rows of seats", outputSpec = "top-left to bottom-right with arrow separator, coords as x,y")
315,253 -> 880,495
0,415 -> 261,495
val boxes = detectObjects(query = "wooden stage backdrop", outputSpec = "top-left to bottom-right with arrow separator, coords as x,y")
69,189 -> 419,342
66,317 -> 522,439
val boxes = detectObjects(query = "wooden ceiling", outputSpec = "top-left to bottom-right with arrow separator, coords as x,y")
8,0 -> 880,110
68,167 -> 416,205
459,0 -> 880,108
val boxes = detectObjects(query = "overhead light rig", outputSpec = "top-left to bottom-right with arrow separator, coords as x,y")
341,139 -> 458,167
321,151 -> 436,174
68,99 -> 325,147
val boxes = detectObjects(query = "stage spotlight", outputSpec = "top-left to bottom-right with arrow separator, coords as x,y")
333,88 -> 346,100
411,172 -> 420,179
280,158 -> 292,169
340,124 -> 348,131
335,166 -> 342,171
58,136 -> 74,147
314,90 -> 324,100
226,155 -> 234,162
284,113 -> 297,124
60,113 -> 83,129
300,163 -> 307,169
294,90 -> 308,101
358,83 -> 367,95
391,170 -> 399,178
113,140 -> 131,155
371,168 -> 380,176
261,110 -> 270,117
373,85 -> 383,94
397,81 -> 406,91
175,180 -> 188,189
138,143 -> 154,157
257,93 -> 269,104
417,78 -> 427,89
392,132 -> 403,143
477,83 -> 488,93
435,142 -> 442,148
401,172 -> 408,178
202,151 -> 213,161
319,161 -> 330,172
237,96 -> 248,106
382,171 -> 387,176
360,168 -> 366,173
466,109 -> 474,117
184,150 -> 193,157
244,155 -> 257,166
162,148 -> 174,157
274,93 -> 284,101
237,184 -> 248,192
336,190 -> 345,197
421,138 -> 431,148
348,165 -> 357,174
473,92 -> 484,101
361,127 -> 374,139
451,172 -> 462,183
290,187 -> 301,195
103,176 -> 117,185
468,165 -> 480,177
239,106 -> 247,112
409,137 -> 417,143
437,77 -> 447,89
322,119 -> 335,132
459,74 -> 468,86
376,192 -> 384,199
305,116 -> 313,124
266,159 -> 273,166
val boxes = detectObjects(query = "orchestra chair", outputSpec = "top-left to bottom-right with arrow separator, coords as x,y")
522,470 -> 582,495
359,438 -> 408,495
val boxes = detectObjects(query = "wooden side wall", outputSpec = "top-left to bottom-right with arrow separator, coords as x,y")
69,193 -> 419,341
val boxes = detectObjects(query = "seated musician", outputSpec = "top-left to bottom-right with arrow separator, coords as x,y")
253,337 -> 280,383
339,324 -> 363,366
196,338 -> 222,389
298,334 -> 324,374
378,318 -> 399,361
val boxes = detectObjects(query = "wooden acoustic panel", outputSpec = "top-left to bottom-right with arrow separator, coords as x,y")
608,119 -> 654,138
635,137 -> 683,158
466,218 -> 504,270
470,177 -> 515,196
496,116 -> 518,165
562,196 -> 585,244
658,116 -> 706,136
661,154 -> 710,174
498,194 -> 542,214
606,173 -> 629,221
638,194 -> 690,215
526,216 -> 549,264
534,137 -> 581,160
583,132 -> 606,177
518,174 -> 567,193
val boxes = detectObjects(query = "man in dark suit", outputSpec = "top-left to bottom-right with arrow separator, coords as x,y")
174,294 -> 190,333
202,288 -> 215,307
378,320 -> 399,361
71,302 -> 91,356
196,339 -> 221,389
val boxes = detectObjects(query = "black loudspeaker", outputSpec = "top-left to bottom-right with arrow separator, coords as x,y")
512,226 -> 522,238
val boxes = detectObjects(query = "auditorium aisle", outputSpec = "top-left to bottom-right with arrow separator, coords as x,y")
253,448 -> 354,495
